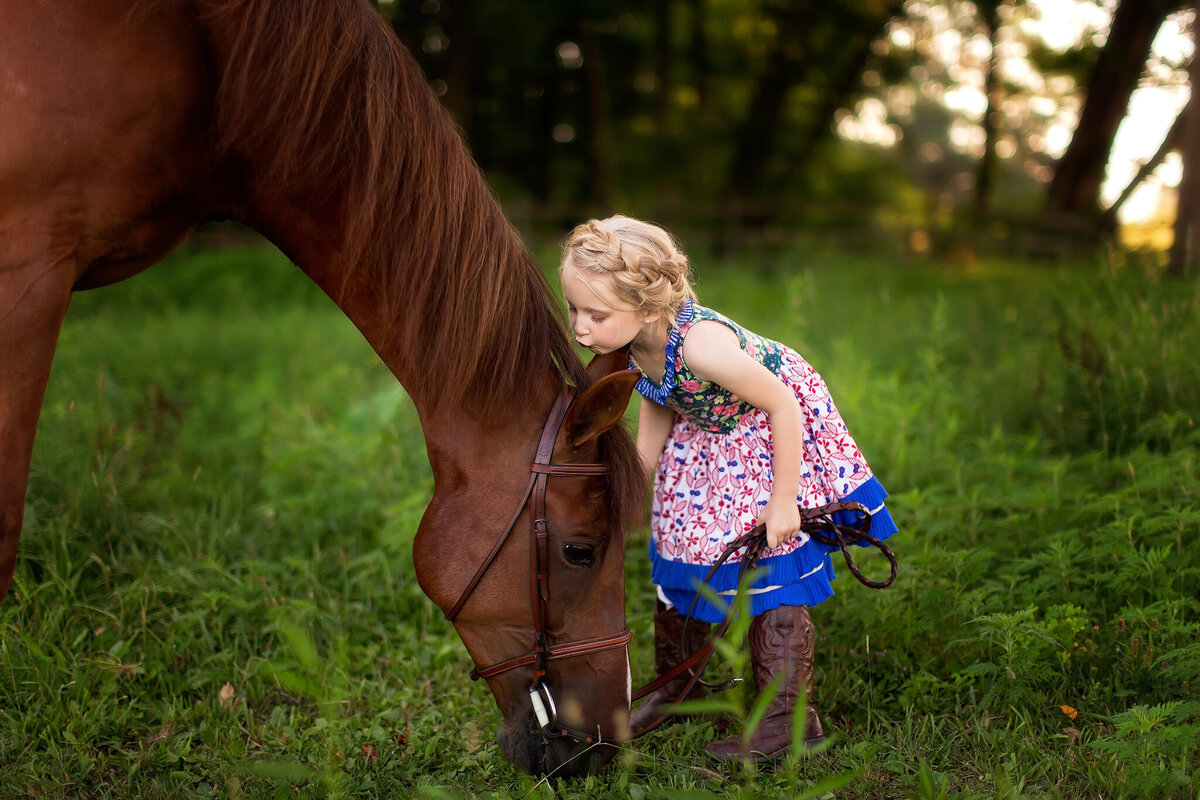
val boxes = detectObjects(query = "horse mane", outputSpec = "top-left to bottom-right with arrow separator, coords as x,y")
198,0 -> 584,411
197,0 -> 644,528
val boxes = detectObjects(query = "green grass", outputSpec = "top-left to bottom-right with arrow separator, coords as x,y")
2,238 -> 1198,799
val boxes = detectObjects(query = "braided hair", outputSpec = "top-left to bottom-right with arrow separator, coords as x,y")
560,215 -> 697,325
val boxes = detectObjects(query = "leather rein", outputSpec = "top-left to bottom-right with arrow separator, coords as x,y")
444,385 -> 632,744
627,500 -> 897,738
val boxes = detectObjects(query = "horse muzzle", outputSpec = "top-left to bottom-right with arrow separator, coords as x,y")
495,700 -> 620,777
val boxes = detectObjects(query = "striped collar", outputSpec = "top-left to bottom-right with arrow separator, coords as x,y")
631,299 -> 694,405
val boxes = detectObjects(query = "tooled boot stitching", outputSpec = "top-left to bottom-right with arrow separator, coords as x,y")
749,605 -> 823,752
704,604 -> 823,761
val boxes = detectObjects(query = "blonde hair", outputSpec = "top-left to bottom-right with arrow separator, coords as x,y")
560,215 -> 696,325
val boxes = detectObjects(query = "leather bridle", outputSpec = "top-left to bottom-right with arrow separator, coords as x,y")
442,382 -> 898,747
444,385 -> 632,744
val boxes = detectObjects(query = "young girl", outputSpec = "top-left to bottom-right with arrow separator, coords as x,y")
560,215 -> 898,762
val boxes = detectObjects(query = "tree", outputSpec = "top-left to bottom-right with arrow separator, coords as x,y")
723,0 -> 905,223
840,1 -> 1071,240
1046,0 -> 1184,222
372,0 -> 1188,251
577,14 -> 616,209
973,0 -> 1003,219
1168,5 -> 1198,276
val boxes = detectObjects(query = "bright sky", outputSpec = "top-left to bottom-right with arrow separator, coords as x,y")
1103,8 -> 1192,223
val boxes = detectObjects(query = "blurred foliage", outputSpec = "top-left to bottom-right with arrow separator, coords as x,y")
378,0 -> 911,219
369,0 -> 1192,256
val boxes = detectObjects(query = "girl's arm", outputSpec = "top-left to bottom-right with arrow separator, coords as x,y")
637,397 -> 677,480
682,321 -> 805,549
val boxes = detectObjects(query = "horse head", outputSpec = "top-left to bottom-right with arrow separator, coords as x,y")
413,350 -> 643,776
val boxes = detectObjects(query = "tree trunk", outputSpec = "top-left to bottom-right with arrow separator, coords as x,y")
687,0 -> 711,116
532,27 -> 563,204
723,1 -> 903,226
975,0 -> 1003,220
654,0 -> 673,134
580,24 -> 614,210
1168,7 -> 1199,277
724,28 -> 798,225
1046,0 -> 1173,218
443,0 -> 475,136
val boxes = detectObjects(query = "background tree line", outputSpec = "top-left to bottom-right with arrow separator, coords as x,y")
375,0 -> 1197,273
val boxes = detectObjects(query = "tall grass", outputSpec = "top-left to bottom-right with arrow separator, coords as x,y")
1,239 -> 1197,799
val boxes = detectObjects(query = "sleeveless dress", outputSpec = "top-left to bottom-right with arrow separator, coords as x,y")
634,300 -> 898,622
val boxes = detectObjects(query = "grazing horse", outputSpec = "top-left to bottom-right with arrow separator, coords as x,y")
0,0 -> 646,776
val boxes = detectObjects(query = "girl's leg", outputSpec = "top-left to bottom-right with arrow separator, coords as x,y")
630,598 -> 711,730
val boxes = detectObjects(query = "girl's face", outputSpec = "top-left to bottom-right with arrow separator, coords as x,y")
561,266 -> 647,355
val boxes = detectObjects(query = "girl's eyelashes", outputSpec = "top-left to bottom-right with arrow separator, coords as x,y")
567,304 -> 606,324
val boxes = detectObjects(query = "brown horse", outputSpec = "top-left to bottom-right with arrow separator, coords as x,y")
0,0 -> 646,776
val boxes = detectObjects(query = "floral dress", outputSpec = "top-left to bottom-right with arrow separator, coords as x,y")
634,300 -> 898,622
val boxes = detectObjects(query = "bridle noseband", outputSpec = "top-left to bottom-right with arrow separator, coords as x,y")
444,385 -> 631,744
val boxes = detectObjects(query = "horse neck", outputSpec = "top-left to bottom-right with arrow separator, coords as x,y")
249,186 -> 564,456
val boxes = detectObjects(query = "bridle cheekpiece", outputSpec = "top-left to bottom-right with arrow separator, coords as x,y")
444,385 -> 631,743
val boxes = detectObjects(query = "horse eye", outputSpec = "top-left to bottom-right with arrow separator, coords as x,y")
562,543 -> 596,568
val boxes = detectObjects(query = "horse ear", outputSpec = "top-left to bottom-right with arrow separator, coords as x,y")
565,354 -> 640,448
583,345 -> 631,385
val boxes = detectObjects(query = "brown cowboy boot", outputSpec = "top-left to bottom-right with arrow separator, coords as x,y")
703,604 -> 825,761
630,600 -> 711,730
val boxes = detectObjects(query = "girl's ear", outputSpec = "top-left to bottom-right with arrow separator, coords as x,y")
565,351 -> 640,447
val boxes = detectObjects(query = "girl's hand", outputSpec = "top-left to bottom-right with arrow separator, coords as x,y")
759,496 -> 802,550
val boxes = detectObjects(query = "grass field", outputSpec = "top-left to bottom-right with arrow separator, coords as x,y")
1,238 -> 1198,799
